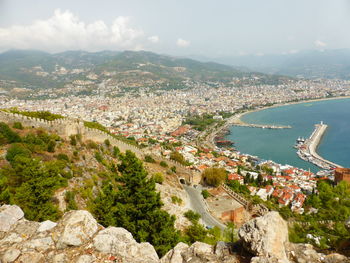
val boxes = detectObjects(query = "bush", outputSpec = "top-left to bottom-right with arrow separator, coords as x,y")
184,210 -> 201,223
104,139 -> 110,147
87,141 -> 98,149
47,140 -> 56,152
13,122 -> 23,130
6,143 -> 31,163
0,122 -> 21,145
171,195 -> 182,205
69,135 -> 77,146
113,146 -> 120,157
160,161 -> 168,168
170,166 -> 177,173
65,191 -> 78,211
152,173 -> 164,184
201,189 -> 210,199
170,151 -> 186,165
202,168 -> 227,187
57,153 -> 69,162
144,155 -> 156,163
95,151 -> 103,163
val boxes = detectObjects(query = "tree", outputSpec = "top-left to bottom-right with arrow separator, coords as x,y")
202,167 -> 227,187
223,222 -> 237,243
92,150 -> 179,257
170,151 -> 186,165
6,143 -> 31,164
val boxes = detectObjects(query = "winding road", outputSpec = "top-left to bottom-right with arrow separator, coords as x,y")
183,185 -> 226,230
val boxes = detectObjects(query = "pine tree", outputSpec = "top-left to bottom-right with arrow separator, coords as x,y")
93,150 -> 180,257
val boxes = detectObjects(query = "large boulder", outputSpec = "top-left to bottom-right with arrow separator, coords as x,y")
0,205 -> 24,232
53,210 -> 99,249
238,211 -> 289,263
93,226 -> 159,263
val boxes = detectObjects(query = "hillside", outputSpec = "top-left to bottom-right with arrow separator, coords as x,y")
205,49 -> 350,80
0,50 -> 290,97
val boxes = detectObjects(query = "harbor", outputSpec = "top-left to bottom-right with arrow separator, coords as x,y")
295,122 -> 343,170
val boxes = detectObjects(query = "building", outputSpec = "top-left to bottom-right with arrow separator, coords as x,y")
334,168 -> 350,184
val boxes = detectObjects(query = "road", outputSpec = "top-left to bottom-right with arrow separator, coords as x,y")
183,185 -> 226,230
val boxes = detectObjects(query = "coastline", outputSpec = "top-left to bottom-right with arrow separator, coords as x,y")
205,95 -> 350,170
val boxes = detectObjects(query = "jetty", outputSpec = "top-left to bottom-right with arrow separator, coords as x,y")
296,122 -> 343,169
229,116 -> 291,129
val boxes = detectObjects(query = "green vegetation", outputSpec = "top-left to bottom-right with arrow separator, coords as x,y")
184,210 -> 201,222
288,180 -> 350,250
3,108 -> 64,121
160,161 -> 168,167
152,172 -> 164,184
171,195 -> 182,205
170,151 -> 187,165
0,122 -> 21,145
92,150 -> 180,257
65,191 -> 78,211
0,125 -> 69,221
144,154 -> 156,163
201,189 -> 210,199
13,122 -> 23,130
202,167 -> 227,187
84,121 -> 109,133
183,114 -> 218,131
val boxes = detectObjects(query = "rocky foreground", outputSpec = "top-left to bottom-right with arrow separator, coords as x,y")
0,205 -> 349,263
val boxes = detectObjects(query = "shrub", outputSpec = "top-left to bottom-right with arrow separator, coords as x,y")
47,140 -> 56,152
57,153 -> 69,162
201,189 -> 210,199
69,135 -> 77,146
65,191 -> 78,211
171,195 -> 182,205
152,173 -> 164,184
202,167 -> 227,187
144,155 -> 156,163
87,141 -> 98,149
184,210 -> 201,223
104,139 -> 110,147
6,143 -> 31,163
13,122 -> 24,130
113,146 -> 120,157
95,151 -> 103,163
170,151 -> 186,165
160,161 -> 168,167
170,166 -> 177,173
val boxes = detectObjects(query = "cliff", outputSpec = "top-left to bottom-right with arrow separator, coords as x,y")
1,205 -> 349,263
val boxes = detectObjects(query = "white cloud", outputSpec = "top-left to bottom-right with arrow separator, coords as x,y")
314,40 -> 327,48
0,9 -> 144,52
148,35 -> 160,43
176,38 -> 190,47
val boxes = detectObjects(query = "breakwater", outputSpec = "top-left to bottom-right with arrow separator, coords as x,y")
296,122 -> 343,169
230,113 -> 291,129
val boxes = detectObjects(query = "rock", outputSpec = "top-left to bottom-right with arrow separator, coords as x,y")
324,253 -> 350,263
22,236 -> 54,251
287,243 -> 322,263
13,220 -> 40,238
37,220 -> 57,232
160,242 -> 189,263
17,252 -> 45,263
0,205 -> 24,232
190,241 -> 213,256
215,241 -> 231,258
238,211 -> 289,262
93,227 -> 159,263
54,210 -> 99,249
75,255 -> 95,263
345,217 -> 350,231
52,253 -> 67,263
0,233 -> 23,246
250,257 -> 281,263
1,248 -> 21,263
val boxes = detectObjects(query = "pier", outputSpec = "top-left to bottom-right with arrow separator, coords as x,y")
296,122 -> 343,169
230,117 -> 291,129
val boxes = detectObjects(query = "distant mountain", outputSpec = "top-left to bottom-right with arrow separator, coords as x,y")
198,49 -> 350,80
0,49 -> 289,91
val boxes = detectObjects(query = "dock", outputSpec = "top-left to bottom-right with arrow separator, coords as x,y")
230,117 -> 291,129
296,122 -> 343,169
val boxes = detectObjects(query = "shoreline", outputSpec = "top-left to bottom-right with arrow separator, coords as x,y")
205,95 -> 350,170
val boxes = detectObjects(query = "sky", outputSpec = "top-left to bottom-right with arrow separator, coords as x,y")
0,0 -> 350,57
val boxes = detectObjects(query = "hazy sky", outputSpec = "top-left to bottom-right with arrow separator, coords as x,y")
1,0 -> 350,56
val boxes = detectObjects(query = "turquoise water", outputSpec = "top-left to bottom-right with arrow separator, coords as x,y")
226,98 -> 350,172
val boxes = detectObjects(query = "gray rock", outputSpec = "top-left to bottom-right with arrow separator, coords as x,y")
54,210 -> 98,248
250,257 -> 281,263
160,242 -> 189,263
22,236 -> 54,251
17,252 -> 45,263
13,220 -> 40,238
324,253 -> 350,263
52,253 -> 67,263
0,233 -> 23,246
1,248 -> 21,263
37,220 -> 57,232
239,211 -> 289,263
0,205 -> 24,232
75,255 -> 95,263
287,243 -> 321,263
93,227 -> 158,262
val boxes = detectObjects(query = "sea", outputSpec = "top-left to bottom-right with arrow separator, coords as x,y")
225,98 -> 350,172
